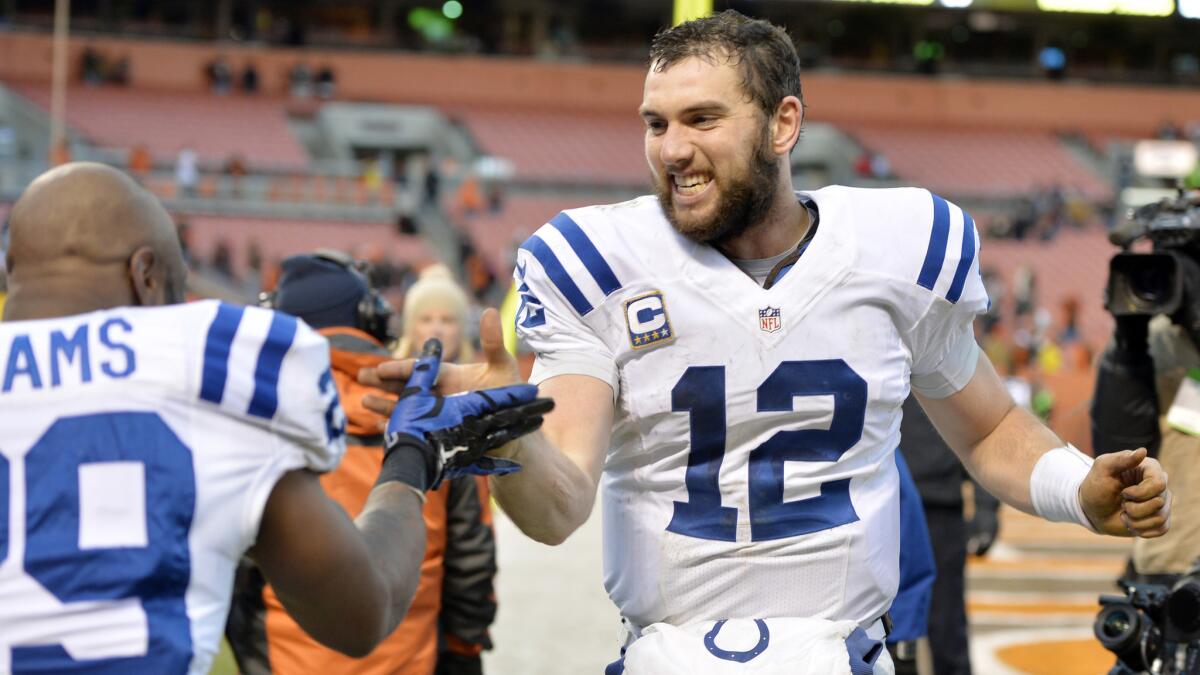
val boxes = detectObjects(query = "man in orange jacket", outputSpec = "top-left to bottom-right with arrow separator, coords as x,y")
227,251 -> 496,675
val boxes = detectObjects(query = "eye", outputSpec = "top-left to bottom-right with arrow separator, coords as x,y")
645,119 -> 666,134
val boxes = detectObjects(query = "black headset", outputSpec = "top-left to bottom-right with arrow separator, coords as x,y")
258,249 -> 395,344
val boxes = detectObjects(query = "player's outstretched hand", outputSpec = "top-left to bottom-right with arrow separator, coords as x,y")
1079,448 -> 1171,538
384,338 -> 554,490
361,308 -> 521,420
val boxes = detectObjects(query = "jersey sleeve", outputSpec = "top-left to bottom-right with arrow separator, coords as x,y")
512,216 -> 620,397
194,302 -> 347,547
197,302 -> 346,469
905,194 -> 990,399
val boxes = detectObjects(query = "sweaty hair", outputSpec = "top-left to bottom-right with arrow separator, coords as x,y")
648,9 -> 803,119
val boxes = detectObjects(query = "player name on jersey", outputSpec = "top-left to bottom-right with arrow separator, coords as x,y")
0,318 -> 137,395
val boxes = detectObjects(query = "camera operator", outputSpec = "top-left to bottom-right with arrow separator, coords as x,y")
1091,191 -> 1200,675
1092,191 -> 1200,579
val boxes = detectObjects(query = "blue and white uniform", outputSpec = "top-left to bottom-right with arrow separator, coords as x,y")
0,301 -> 345,674
514,187 -> 987,637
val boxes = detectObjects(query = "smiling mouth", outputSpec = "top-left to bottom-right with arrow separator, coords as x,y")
671,174 -> 712,197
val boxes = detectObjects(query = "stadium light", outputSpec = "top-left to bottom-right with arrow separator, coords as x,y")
940,0 -> 975,8
442,1 -> 463,20
1037,0 -> 1174,15
674,0 -> 713,25
1182,0 -> 1200,17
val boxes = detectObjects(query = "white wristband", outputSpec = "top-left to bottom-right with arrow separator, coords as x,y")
1029,444 -> 1096,532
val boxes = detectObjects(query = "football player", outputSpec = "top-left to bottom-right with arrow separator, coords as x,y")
0,163 -> 549,674
363,11 -> 1171,674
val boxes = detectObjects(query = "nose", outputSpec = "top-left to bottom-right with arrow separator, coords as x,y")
658,125 -> 694,172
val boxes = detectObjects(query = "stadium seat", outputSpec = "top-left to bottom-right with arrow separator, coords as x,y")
844,125 -> 1113,200
446,105 -> 647,186
5,82 -> 309,170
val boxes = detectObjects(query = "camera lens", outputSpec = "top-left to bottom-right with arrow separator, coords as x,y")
1104,612 -> 1132,638
1129,266 -> 1168,304
1096,605 -> 1141,650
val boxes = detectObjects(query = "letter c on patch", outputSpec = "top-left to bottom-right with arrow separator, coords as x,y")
626,296 -> 666,334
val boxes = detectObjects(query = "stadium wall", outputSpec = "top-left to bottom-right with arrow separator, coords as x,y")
2,30 -> 1199,136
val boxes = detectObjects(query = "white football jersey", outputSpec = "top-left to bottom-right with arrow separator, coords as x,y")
0,300 -> 345,674
514,186 -> 987,633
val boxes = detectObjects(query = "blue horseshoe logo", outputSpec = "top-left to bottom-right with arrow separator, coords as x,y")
703,619 -> 770,663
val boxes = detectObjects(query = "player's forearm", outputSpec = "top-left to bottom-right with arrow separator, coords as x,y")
355,483 -> 427,642
489,431 -> 599,545
956,404 -> 1064,515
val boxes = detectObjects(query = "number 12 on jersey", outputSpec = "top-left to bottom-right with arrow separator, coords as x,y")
668,360 -> 866,542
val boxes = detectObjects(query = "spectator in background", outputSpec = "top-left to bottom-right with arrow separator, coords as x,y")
316,65 -> 337,99
224,153 -> 247,198
1058,296 -> 1081,345
245,238 -> 264,292
229,254 -> 497,675
394,264 -> 500,673
175,145 -> 199,198
241,61 -> 260,94
899,396 -> 1001,675
128,144 -> 152,184
211,238 -> 234,279
424,159 -> 442,207
81,46 -> 105,85
1038,44 -> 1067,80
289,62 -> 314,99
869,152 -> 892,179
362,157 -> 384,201
396,265 -> 475,363
914,39 -> 944,75
205,56 -> 233,95
109,55 -> 131,86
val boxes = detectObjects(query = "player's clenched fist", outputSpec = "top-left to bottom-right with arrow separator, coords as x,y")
1080,448 -> 1171,538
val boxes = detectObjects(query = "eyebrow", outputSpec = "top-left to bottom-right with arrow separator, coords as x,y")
639,101 -> 731,119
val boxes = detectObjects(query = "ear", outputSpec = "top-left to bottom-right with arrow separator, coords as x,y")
128,246 -> 161,306
771,95 -> 804,157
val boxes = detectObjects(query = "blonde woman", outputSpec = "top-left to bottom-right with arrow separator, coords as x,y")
396,264 -> 476,364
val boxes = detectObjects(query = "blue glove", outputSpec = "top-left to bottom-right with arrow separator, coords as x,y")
380,339 -> 553,491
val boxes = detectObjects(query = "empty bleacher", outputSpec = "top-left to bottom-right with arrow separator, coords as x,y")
446,105 -> 647,187
844,125 -> 1113,200
6,81 -> 308,169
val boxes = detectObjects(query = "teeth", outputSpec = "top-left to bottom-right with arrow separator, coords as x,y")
673,175 -> 710,195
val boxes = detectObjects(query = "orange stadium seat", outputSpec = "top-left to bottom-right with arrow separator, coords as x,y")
446,105 -> 647,185
5,82 -> 309,169
845,125 -> 1113,200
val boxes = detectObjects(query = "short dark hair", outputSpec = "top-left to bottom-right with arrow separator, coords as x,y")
648,10 -> 803,119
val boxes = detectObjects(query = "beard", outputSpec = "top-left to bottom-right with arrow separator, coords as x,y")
654,125 -> 781,246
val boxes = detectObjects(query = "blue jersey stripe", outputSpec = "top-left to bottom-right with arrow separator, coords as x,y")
519,235 -> 593,315
916,193 -> 951,292
200,303 -> 245,405
548,212 -> 621,296
248,312 -> 298,419
945,210 -> 977,304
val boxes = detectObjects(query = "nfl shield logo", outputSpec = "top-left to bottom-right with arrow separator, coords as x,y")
758,307 -> 782,333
